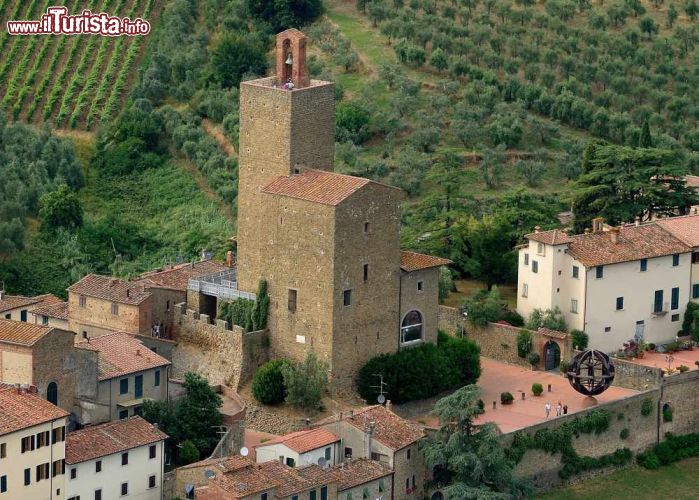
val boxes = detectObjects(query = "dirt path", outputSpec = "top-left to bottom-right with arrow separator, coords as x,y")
202,118 -> 237,158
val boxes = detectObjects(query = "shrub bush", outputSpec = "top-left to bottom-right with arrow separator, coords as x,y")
501,392 -> 514,404
526,307 -> 568,332
620,428 -> 629,440
678,365 -> 690,373
641,398 -> 653,416
501,310 -> 524,327
571,330 -> 589,350
663,406 -> 673,422
559,360 -> 569,375
281,352 -> 329,410
638,433 -> 699,469
357,334 -> 480,404
532,383 -> 543,396
517,330 -> 532,358
252,360 -> 289,405
528,352 -> 541,367
179,440 -> 200,465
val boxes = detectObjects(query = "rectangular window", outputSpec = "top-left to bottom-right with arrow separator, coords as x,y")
640,259 -> 647,272
344,447 -> 352,458
604,326 -> 611,332
671,287 -> 679,310
36,463 -> 49,481
148,475 -> 156,489
70,468 -> 77,479
693,252 -> 699,264
363,264 -> 369,282
111,303 -> 118,315
135,374 -> 143,398
693,283 -> 699,299
42,315 -> 49,325
324,447 -> 331,460
287,289 -> 297,313
532,261 -> 538,273
537,242 -> 545,256
572,266 -> 579,279
309,491 -> 317,500
596,266 -> 604,279
121,452 -> 128,466
149,445 -> 156,459
120,378 -> 128,395
0,475 -> 5,493
96,461 -> 101,473
119,410 -> 128,420
52,459 -> 64,477
121,483 -> 128,496
417,280 -> 423,291
521,284 -> 528,298
320,486 -> 328,500
524,253 -> 529,265
616,297 -> 624,310
571,299 -> 578,314
79,295 -> 86,308
654,290 -> 664,313
0,443 -> 5,458
363,222 -> 370,234
20,310 -> 27,322
154,369 -> 160,387
672,254 -> 680,266
95,490 -> 102,500
52,427 -> 65,444
407,448 -> 411,459
24,468 -> 30,486
285,457 -> 295,467
166,300 -> 170,311
262,494 -> 269,500
343,289 -> 352,306
672,314 -> 680,322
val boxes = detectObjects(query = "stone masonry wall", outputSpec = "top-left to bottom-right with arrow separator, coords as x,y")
610,357 -> 663,391
171,304 -> 268,389
660,369 -> 699,436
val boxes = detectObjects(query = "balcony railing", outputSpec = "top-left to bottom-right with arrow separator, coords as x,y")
188,268 -> 256,301
651,302 -> 669,317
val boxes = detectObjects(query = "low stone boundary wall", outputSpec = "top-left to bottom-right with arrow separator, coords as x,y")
610,357 -> 663,391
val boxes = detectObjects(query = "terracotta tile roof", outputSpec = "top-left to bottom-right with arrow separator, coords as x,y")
257,428 -> 339,454
685,175 -> 699,189
655,214 -> 699,248
67,274 -> 151,305
75,332 -> 170,380
0,318 -> 53,346
524,229 -> 574,246
566,224 -> 690,267
31,301 -> 69,321
0,293 -> 61,313
538,327 -> 568,340
332,459 -> 393,491
400,251 -> 452,272
135,260 -> 229,291
344,405 -> 425,451
65,416 -> 167,464
0,383 -> 68,436
262,169 -> 375,205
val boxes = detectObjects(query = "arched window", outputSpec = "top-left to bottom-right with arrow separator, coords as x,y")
401,310 -> 423,344
47,382 -> 58,405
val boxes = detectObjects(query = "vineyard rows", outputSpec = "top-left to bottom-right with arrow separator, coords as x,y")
0,0 -> 160,129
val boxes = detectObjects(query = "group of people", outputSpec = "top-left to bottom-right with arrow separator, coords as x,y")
544,401 -> 568,418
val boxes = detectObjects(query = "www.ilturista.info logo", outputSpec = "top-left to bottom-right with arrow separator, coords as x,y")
7,6 -> 150,36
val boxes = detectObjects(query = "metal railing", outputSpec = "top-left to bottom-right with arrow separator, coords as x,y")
187,268 -> 256,301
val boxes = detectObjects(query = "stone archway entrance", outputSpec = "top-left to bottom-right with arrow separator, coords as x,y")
544,340 -> 561,371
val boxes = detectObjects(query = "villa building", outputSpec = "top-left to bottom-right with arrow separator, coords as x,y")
30,301 -> 70,330
0,292 -> 63,323
517,216 -> 697,352
64,416 -> 166,500
255,428 -> 341,468
0,383 -> 69,500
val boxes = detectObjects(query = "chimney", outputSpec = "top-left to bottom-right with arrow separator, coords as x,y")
386,400 -> 392,412
0,290 -> 4,301
126,289 -> 130,298
610,227 -> 620,244
592,217 -> 604,233
226,251 -> 234,268
635,216 -> 641,226
367,421 -> 375,458
534,225 -> 541,233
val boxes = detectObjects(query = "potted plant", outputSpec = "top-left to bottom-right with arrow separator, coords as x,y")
500,392 -> 514,405
532,383 -> 543,396
648,343 -> 656,352
527,352 -> 540,370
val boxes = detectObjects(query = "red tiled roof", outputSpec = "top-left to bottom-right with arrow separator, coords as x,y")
655,214 -> 699,248
400,251 -> 452,272
524,229 -> 574,246
68,274 -> 151,305
257,428 -> 339,454
75,332 -> 170,380
344,405 -> 425,451
0,293 -> 62,313
262,169 -> 375,205
332,459 -> 393,491
0,383 -> 68,436
135,260 -> 228,291
567,224 -> 690,267
65,416 -> 167,464
0,318 -> 53,346
538,327 -> 568,340
31,301 -> 69,321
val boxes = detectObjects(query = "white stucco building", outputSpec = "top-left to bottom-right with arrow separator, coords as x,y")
0,383 -> 69,500
517,216 -> 697,352
65,416 -> 166,500
254,427 -> 340,468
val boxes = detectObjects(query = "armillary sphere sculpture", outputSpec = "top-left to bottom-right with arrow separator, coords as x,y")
566,349 -> 615,396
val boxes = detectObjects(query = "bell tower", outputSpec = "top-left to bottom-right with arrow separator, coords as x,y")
236,29 -> 336,294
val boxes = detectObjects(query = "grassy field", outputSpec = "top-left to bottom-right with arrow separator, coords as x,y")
0,0 -> 160,129
537,457 -> 699,499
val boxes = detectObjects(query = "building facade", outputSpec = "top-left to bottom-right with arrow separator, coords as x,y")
0,293 -> 62,323
517,218 -> 695,352
0,383 -> 69,500
255,428 -> 340,468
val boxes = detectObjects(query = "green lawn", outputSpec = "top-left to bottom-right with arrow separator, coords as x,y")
537,457 -> 699,499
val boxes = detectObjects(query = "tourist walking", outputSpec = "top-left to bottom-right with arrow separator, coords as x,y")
545,402 -> 551,418
556,401 -> 562,416
563,404 -> 568,415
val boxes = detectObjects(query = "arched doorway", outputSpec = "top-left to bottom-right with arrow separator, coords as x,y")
431,493 -> 444,500
47,382 -> 58,405
400,310 -> 423,344
544,341 -> 561,371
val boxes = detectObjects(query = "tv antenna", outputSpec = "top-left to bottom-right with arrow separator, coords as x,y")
371,374 -> 388,404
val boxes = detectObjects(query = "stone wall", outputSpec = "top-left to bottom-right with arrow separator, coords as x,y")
171,305 -> 268,389
132,334 -> 177,361
610,357 -> 663,391
660,369 -> 699,437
